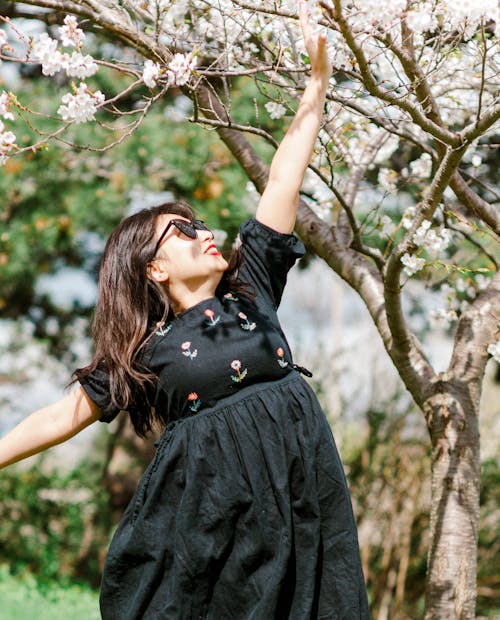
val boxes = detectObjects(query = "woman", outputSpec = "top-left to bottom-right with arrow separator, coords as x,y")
0,5 -> 370,619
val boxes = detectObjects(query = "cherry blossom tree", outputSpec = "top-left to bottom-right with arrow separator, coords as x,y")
1,1 -> 499,617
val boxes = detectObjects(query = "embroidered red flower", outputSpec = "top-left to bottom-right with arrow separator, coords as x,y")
204,308 -> 221,326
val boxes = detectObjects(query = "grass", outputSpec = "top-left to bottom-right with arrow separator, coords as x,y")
0,566 -> 100,620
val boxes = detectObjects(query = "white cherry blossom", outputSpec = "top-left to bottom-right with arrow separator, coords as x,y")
378,168 -> 397,193
143,60 -> 161,88
58,83 -> 105,123
0,92 -> 14,120
475,274 -> 491,291
0,119 -> 17,165
32,33 -> 66,76
380,215 -> 396,236
168,54 -> 197,87
65,52 -> 98,79
401,252 -> 426,276
409,153 -> 432,179
429,308 -> 458,327
412,220 -> 452,254
401,206 -> 416,230
265,102 -> 287,120
58,15 -> 85,48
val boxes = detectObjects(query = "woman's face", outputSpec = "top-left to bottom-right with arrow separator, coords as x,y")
149,214 -> 228,289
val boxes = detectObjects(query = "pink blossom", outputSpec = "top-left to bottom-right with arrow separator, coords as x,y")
230,360 -> 241,371
181,341 -> 191,350
187,392 -> 198,401
204,309 -> 215,318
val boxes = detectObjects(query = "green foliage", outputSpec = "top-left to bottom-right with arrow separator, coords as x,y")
1,73 -> 253,318
0,462 -> 112,587
477,458 -> 500,616
0,565 -> 100,620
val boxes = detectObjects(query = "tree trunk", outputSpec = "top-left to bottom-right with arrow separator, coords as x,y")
424,385 -> 480,619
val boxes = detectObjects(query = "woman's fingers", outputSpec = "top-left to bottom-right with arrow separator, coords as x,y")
298,1 -> 330,73
298,0 -> 314,43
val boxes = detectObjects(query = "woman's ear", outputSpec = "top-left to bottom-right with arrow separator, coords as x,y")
147,259 -> 169,283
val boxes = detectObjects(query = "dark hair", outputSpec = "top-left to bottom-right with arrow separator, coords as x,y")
75,201 -> 250,437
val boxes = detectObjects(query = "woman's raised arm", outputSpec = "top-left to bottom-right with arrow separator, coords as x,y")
0,386 -> 102,469
255,1 -> 332,234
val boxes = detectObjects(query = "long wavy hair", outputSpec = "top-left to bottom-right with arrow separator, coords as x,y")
75,201 -> 250,437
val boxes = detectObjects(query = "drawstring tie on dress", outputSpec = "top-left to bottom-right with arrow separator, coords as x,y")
292,363 -> 313,377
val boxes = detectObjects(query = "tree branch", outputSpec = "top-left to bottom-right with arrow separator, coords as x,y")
329,0 -> 461,148
448,270 -> 500,384
450,172 -> 500,235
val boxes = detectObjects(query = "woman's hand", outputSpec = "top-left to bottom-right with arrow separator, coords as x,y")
298,0 -> 332,80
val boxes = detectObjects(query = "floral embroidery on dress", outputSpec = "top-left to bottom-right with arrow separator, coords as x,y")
276,347 -> 289,368
204,308 -> 221,326
181,341 -> 198,360
155,323 -> 172,337
230,359 -> 248,383
223,292 -> 239,302
187,392 -> 201,412
238,312 -> 256,331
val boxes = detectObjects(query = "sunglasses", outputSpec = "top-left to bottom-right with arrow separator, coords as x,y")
152,219 -> 211,257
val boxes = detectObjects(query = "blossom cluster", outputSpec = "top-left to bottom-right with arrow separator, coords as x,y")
0,119 -> 16,165
412,220 -> 452,254
26,16 -> 103,124
32,32 -> 98,79
0,92 -> 16,165
142,54 -> 198,89
401,252 -> 426,277
58,15 -> 85,49
398,206 -> 453,277
57,83 -> 105,124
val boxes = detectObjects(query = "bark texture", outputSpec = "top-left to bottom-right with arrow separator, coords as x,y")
424,387 -> 480,619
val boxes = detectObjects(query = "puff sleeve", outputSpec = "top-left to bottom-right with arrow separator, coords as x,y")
237,218 -> 305,309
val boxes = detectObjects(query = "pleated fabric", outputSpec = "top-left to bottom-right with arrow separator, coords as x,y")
99,373 -> 370,620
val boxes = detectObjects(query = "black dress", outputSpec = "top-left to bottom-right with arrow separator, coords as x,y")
79,218 -> 370,620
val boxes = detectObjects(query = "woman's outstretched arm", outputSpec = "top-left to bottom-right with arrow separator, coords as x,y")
0,387 -> 101,469
256,1 -> 332,234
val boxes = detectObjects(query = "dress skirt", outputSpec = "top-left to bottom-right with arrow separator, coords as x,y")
99,372 -> 370,619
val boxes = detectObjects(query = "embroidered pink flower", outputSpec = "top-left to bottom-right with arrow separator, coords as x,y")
181,341 -> 197,359
238,312 -> 256,331
223,292 -> 238,302
230,359 -> 247,382
188,392 -> 198,401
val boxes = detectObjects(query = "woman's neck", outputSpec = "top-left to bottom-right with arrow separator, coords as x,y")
168,277 -> 221,315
